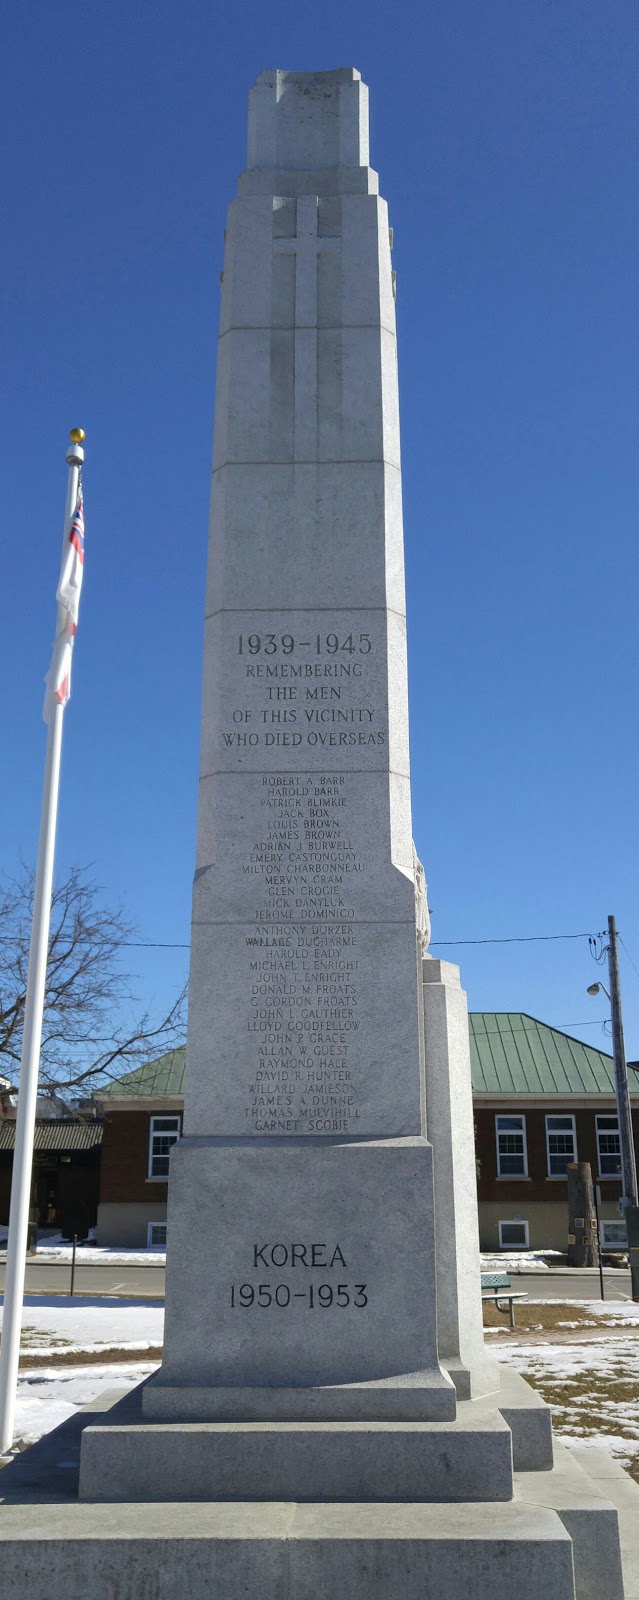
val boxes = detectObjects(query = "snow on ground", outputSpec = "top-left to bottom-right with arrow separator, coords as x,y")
12,1363 -> 157,1447
0,1230 -> 166,1265
481,1251 -> 563,1271
0,1298 -> 163,1451
31,1248 -> 166,1265
495,1334 -> 639,1479
1,1288 -> 636,1464
586,1299 -> 639,1320
0,1295 -> 164,1355
0,1240 -> 166,1266
1,1291 -> 635,1363
481,1250 -> 562,1272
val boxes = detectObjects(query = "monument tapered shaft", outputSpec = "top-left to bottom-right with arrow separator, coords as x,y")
188,70 -> 419,1140
144,67 -> 453,1422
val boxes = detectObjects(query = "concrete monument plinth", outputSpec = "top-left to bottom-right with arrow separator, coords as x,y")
142,1138 -> 454,1420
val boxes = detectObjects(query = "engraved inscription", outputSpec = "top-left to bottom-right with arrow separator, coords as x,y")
215,612 -> 389,1134
243,773 -> 362,1133
220,615 -> 385,753
229,1241 -> 368,1309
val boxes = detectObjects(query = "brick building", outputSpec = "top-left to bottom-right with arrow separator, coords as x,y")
0,1117 -> 103,1235
96,1019 -> 639,1252
472,1013 -> 638,1251
97,1049 -> 185,1247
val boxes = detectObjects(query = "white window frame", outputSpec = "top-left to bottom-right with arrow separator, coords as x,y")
596,1114 -> 622,1180
147,1221 -> 167,1249
498,1219 -> 530,1249
148,1114 -> 181,1179
495,1113 -> 528,1178
545,1113 -> 577,1178
600,1219 -> 628,1250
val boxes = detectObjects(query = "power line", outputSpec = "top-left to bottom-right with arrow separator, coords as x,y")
123,931 -> 594,951
120,941 -> 190,949
0,930 -> 597,951
619,935 -> 639,981
552,1020 -> 609,1029
430,932 -> 591,947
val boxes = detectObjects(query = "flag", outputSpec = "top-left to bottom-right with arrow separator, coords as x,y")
57,491 -> 85,621
44,490 -> 85,721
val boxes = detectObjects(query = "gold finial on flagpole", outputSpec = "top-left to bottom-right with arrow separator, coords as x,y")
66,429 -> 85,467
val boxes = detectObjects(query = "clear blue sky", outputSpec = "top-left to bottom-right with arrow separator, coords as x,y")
3,1 -> 638,1057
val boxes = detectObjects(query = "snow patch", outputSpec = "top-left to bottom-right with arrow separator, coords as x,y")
0,1294 -> 164,1354
12,1363 -> 157,1447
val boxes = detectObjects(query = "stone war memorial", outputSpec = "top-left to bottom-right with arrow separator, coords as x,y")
0,66 -> 629,1600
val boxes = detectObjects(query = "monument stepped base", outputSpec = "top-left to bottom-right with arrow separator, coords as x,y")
79,1408 -> 514,1504
0,1370 -> 628,1599
0,1500 -> 578,1600
142,1369 -> 457,1422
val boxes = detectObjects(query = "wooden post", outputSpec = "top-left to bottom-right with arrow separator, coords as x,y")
567,1162 -> 598,1267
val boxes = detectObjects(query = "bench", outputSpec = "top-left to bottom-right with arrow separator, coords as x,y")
481,1270 -> 528,1328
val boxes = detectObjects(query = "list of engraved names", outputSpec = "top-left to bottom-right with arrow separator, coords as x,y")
244,773 -> 361,1134
219,619 -> 388,1135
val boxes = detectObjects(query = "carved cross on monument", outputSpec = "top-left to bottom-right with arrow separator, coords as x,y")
273,194 -> 340,459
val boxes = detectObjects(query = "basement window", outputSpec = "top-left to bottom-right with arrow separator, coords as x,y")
147,1221 -> 167,1249
600,1219 -> 627,1250
498,1219 -> 529,1249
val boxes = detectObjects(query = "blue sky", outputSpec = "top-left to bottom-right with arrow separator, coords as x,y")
2,1 -> 638,1057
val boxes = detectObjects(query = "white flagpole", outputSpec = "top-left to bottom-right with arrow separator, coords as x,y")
0,429 -> 85,1455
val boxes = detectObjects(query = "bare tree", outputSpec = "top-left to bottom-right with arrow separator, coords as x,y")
0,863 -> 186,1100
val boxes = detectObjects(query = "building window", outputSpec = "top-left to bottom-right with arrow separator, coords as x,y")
147,1221 -> 167,1249
148,1115 -> 181,1178
545,1114 -> 577,1177
596,1115 -> 622,1178
498,1219 -> 529,1249
600,1219 -> 627,1250
495,1114 -> 528,1177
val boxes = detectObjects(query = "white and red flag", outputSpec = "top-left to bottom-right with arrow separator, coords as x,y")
43,489 -> 85,721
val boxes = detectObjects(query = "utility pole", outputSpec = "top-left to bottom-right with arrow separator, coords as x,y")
608,916 -> 638,1208
607,914 -> 639,1299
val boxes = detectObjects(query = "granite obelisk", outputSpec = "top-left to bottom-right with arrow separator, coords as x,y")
68,71 -> 626,1600
142,67 -> 454,1421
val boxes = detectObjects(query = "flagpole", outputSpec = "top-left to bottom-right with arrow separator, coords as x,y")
0,429 -> 85,1456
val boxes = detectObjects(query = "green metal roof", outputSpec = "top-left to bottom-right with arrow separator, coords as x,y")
101,1017 -> 624,1102
469,1014 -> 618,1096
99,1047 -> 186,1100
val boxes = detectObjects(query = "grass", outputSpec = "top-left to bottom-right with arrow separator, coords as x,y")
20,1324 -> 73,1349
514,1360 -> 639,1486
483,1300 -> 596,1332
17,1325 -> 162,1368
18,1345 -> 163,1369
